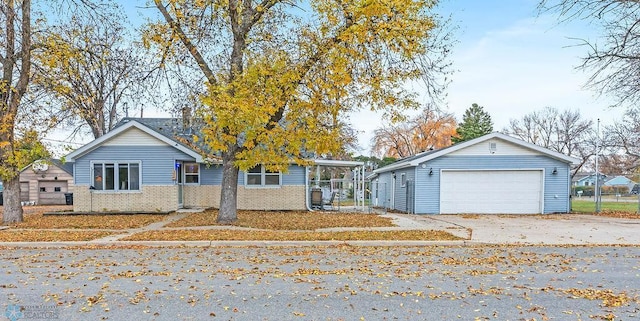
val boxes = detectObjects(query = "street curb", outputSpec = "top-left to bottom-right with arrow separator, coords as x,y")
0,240 -> 471,248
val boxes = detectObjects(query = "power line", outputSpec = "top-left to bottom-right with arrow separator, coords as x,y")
40,137 -> 87,146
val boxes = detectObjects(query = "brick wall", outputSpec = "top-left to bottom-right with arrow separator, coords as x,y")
73,184 -> 307,212
183,185 -> 221,208
73,185 -> 177,212
237,185 -> 306,210
184,185 -> 307,210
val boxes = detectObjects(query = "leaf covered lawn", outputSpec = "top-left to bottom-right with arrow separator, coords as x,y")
0,230 -> 114,242
123,229 -> 463,241
167,209 -> 395,230
594,211 -> 640,219
13,213 -> 167,229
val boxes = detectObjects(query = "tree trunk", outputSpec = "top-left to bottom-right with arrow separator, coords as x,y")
217,150 -> 239,224
2,176 -> 23,224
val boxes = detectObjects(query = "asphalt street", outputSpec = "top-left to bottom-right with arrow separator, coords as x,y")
0,245 -> 638,320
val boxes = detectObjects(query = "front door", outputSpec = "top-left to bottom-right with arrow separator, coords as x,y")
176,161 -> 183,208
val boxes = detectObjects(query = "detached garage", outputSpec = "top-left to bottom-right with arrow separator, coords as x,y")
370,132 -> 580,214
19,159 -> 74,205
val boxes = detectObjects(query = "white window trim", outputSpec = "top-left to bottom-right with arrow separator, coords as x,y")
90,160 -> 142,192
400,173 -> 406,188
183,162 -> 200,185
245,165 -> 282,188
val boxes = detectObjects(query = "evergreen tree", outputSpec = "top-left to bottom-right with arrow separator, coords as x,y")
452,103 -> 493,143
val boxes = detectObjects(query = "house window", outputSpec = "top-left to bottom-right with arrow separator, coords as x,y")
54,187 -> 61,192
184,163 -> 199,184
401,173 -> 406,187
246,165 -> 281,186
40,187 -> 46,192
92,161 -> 141,191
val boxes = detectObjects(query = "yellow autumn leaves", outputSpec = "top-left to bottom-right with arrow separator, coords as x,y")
0,207 -> 463,242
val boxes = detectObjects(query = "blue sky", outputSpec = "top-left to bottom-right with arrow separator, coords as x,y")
51,0 -> 621,155
352,0 -> 619,152
443,0 -> 613,124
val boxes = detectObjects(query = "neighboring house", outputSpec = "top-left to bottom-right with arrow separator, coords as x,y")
574,173 -> 607,187
66,118 -> 360,213
368,132 -> 581,214
19,159 -> 74,205
603,175 -> 636,193
571,172 -> 590,186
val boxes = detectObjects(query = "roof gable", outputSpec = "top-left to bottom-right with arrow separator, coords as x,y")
449,137 -> 539,156
103,127 -> 168,146
374,132 -> 581,173
66,120 -> 203,162
604,176 -> 635,186
20,158 -> 73,175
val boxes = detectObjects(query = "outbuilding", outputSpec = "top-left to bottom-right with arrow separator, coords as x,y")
19,159 -> 74,205
369,132 -> 580,214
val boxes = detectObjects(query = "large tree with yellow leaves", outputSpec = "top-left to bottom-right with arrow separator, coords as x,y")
149,0 -> 452,223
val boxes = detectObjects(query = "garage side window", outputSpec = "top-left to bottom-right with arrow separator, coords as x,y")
92,162 -> 141,191
401,173 -> 406,187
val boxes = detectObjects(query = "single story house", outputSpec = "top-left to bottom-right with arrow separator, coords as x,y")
574,173 -> 607,187
368,132 -> 581,214
66,118 -> 361,213
603,175 -> 636,193
19,159 -> 74,205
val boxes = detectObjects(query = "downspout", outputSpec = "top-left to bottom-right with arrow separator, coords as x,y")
305,166 -> 314,211
567,164 -> 572,213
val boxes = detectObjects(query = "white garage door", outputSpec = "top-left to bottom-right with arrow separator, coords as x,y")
440,170 -> 543,214
38,181 -> 68,205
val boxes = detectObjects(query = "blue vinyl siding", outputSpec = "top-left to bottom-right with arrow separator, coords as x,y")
76,147 -> 306,187
373,173 -> 392,208
282,165 -> 306,185
413,155 -> 570,214
392,168 -> 415,212
74,146 -> 196,186
201,165 -> 223,185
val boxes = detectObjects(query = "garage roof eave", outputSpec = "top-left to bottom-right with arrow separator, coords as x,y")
372,162 -> 413,174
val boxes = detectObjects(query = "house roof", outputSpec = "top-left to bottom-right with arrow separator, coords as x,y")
66,119 -> 204,162
21,159 -> 73,175
373,132 -> 582,174
575,172 -> 607,182
604,175 -> 636,186
52,159 -> 74,175
66,118 -> 361,167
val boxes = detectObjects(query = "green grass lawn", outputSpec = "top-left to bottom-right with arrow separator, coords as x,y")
572,199 -> 640,213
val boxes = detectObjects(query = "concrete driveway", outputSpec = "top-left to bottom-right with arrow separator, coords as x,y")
397,213 -> 640,245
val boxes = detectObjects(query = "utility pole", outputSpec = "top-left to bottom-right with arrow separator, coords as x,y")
595,118 -> 601,213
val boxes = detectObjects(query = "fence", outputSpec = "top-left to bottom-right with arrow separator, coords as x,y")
572,172 -> 640,213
